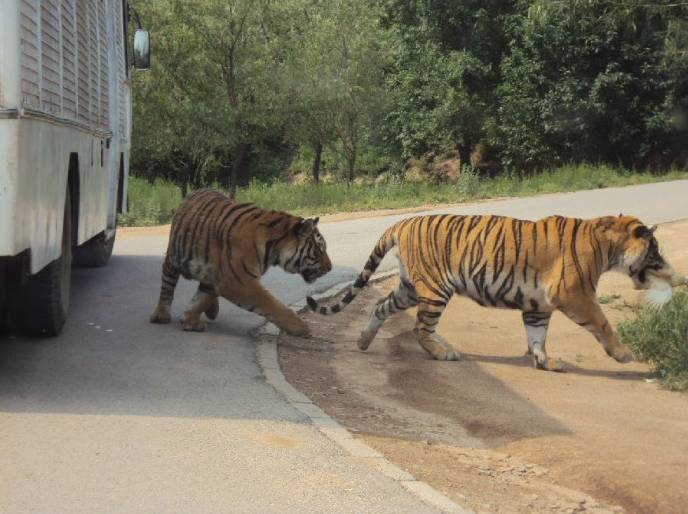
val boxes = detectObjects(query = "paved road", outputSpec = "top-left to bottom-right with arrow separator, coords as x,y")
2,180 -> 688,513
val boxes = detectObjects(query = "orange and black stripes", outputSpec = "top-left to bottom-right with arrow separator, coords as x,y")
307,213 -> 649,319
151,189 -> 332,327
306,212 -> 675,365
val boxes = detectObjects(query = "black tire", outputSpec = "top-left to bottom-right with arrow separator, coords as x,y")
10,189 -> 73,336
73,228 -> 115,268
0,268 -> 7,334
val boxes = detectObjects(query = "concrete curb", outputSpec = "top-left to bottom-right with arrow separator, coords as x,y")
255,271 -> 473,514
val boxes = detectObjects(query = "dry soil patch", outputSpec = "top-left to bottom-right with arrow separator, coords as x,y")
279,220 -> 688,514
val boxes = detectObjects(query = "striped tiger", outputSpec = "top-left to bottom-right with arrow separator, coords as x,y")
150,189 -> 332,336
307,214 -> 685,370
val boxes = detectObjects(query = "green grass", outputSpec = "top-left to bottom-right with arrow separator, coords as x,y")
618,292 -> 688,391
598,293 -> 621,305
119,164 -> 688,226
118,176 -> 183,226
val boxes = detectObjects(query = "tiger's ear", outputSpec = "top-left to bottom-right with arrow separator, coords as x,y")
294,218 -> 317,237
633,225 -> 656,240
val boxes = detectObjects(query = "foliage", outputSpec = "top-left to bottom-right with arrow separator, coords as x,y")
382,0 -> 517,165
494,0 -> 688,171
132,0 -> 389,190
118,176 -> 182,226
130,0 -> 688,189
120,165 -> 688,225
618,292 -> 688,391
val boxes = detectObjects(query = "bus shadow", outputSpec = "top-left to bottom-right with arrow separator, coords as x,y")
0,252 -> 359,421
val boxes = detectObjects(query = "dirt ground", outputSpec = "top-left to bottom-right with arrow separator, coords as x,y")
279,220 -> 688,514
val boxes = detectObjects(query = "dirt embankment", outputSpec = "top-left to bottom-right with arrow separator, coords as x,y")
279,220 -> 688,514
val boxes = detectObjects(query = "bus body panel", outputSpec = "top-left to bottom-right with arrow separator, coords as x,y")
0,0 -> 130,274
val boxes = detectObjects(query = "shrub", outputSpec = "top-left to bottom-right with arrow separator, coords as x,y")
618,292 -> 688,391
118,176 -> 182,226
456,165 -> 481,198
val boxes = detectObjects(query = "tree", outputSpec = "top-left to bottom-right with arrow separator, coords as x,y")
284,0 -> 389,182
281,3 -> 339,183
495,0 -> 688,171
131,0 -> 227,194
382,0 -> 518,166
331,1 -> 388,181
171,0 -> 294,197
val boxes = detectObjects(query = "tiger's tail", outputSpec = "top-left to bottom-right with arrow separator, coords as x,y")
306,224 -> 398,315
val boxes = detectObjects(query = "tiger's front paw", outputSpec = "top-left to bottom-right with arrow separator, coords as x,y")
608,345 -> 634,363
433,348 -> 460,361
534,356 -> 565,372
358,330 -> 376,351
421,336 -> 460,361
284,318 -> 311,338
150,306 -> 171,324
205,298 -> 220,320
181,317 -> 207,332
182,321 -> 207,332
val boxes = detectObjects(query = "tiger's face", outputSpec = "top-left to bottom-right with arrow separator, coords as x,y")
605,216 -> 685,290
280,217 -> 332,284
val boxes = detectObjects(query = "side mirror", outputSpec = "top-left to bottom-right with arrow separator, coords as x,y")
133,29 -> 151,70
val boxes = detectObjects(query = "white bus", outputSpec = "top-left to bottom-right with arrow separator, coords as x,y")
0,0 -> 149,335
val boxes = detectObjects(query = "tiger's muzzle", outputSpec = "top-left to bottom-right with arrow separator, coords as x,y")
630,247 -> 685,290
302,256 -> 332,284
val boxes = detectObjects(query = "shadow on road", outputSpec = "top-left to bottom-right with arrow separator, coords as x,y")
0,252 -> 357,420
280,288 -> 572,450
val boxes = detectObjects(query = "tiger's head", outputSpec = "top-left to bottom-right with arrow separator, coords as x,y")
599,215 -> 686,290
277,217 -> 332,284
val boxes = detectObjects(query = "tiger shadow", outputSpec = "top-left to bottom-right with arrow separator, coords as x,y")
460,352 -> 654,381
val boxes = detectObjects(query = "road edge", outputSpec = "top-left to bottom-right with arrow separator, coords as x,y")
254,270 -> 473,514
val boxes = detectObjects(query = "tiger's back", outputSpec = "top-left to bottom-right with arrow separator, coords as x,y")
165,189 -> 259,285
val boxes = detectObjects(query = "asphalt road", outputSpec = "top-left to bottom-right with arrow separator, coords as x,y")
2,180 -> 688,513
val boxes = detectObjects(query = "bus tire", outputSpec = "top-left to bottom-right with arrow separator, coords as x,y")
11,189 -> 73,336
0,267 -> 7,334
73,227 -> 115,268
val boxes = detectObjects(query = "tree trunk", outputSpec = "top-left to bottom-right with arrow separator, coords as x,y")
312,142 -> 323,183
347,142 -> 358,183
458,141 -> 472,170
347,152 -> 356,183
228,143 -> 249,199
228,165 -> 238,199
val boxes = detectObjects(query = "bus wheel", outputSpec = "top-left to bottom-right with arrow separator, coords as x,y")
11,189 -> 73,336
0,267 -> 7,334
73,227 -> 115,268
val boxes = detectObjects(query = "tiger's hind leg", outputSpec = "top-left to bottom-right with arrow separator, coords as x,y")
358,275 -> 419,351
412,284 -> 458,361
182,283 -> 217,332
522,311 -> 563,371
150,256 -> 180,324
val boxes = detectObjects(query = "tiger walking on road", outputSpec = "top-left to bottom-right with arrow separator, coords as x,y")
307,214 -> 685,370
151,189 -> 332,336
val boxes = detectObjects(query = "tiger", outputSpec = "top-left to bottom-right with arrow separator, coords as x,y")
150,189 -> 332,336
307,214 -> 686,370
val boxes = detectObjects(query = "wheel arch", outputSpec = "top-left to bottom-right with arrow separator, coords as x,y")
117,153 -> 125,214
67,153 -> 80,245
